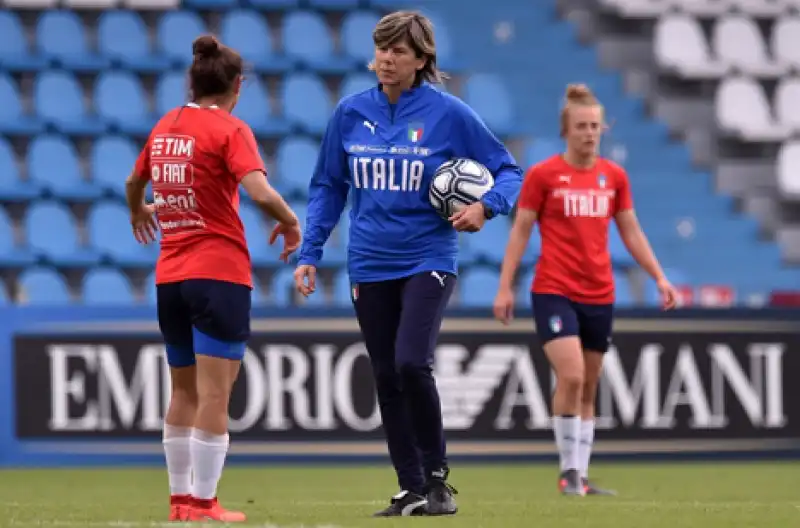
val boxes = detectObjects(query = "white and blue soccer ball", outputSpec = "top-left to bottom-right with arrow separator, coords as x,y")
429,158 -> 495,220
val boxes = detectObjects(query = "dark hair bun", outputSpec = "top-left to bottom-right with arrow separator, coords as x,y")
192,35 -> 221,59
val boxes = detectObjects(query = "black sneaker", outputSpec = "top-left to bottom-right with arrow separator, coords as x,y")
372,490 -> 428,517
425,478 -> 458,515
558,469 -> 585,496
583,478 -> 617,496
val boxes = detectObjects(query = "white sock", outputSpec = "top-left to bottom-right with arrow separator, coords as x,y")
579,419 -> 595,479
552,415 -> 581,472
163,424 -> 192,496
190,429 -> 230,500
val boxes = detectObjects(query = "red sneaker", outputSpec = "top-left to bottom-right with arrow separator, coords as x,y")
188,497 -> 247,523
169,494 -> 190,521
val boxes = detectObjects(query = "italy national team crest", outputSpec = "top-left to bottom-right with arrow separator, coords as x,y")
408,121 -> 424,143
597,173 -> 607,188
549,315 -> 562,334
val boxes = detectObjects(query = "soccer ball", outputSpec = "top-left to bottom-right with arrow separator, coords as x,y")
429,158 -> 495,220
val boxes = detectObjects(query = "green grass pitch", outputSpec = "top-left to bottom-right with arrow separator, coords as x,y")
0,462 -> 797,527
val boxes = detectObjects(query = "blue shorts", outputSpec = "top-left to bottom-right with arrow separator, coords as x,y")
157,279 -> 251,368
531,293 -> 614,353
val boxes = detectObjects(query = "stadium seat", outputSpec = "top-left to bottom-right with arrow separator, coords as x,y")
270,267 -> 299,306
124,0 -> 181,8
155,72 -> 188,115
282,11 -> 355,73
614,271 -> 634,306
28,135 -> 103,201
219,10 -> 291,73
777,141 -> 800,198
90,136 -> 139,197
156,11 -> 207,67
275,137 -> 318,196
239,203 -> 282,266
525,137 -> 562,166
515,269 -> 533,304
609,222 -> 635,267
144,271 -> 157,304
17,267 -> 73,305
463,74 -> 514,135
730,0 -> 786,16
654,14 -> 726,78
88,202 -> 158,266
247,0 -> 297,9
35,11 -> 109,71
233,77 -> 290,137
597,0 -> 668,17
715,77 -> 787,142
774,77 -> 800,132
82,269 -> 136,305
282,73 -> 332,135
711,14 -> 786,77
459,268 -> 500,307
25,201 -> 102,266
0,74 -> 44,136
340,73 -> 376,99
0,139 -> 41,202
309,0 -> 359,9
341,11 -> 381,65
95,72 -> 155,135
34,71 -> 105,136
465,218 -> 510,264
0,206 -> 37,267
772,16 -> 800,69
0,12 -> 47,72
183,0 -> 237,10
97,11 -> 170,72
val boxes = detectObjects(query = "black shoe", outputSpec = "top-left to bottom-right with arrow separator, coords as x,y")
582,478 -> 617,496
372,490 -> 428,517
558,469 -> 585,496
425,479 -> 458,515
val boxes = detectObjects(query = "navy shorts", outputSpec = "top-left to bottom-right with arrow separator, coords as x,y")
157,279 -> 252,367
531,293 -> 614,353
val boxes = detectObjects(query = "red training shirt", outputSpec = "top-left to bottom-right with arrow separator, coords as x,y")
134,103 -> 264,288
517,154 -> 633,304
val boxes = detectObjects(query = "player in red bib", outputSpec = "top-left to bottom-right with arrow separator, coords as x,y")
126,35 -> 301,522
493,84 -> 678,497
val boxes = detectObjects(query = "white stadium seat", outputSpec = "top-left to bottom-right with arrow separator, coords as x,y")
712,14 -> 787,76
654,14 -> 726,78
599,0 -> 672,17
2,0 -> 58,7
774,78 -> 800,132
123,0 -> 179,7
63,0 -> 117,7
671,0 -> 732,16
777,141 -> 800,197
715,76 -> 788,141
772,16 -> 800,69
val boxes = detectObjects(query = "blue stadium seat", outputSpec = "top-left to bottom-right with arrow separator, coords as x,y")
464,74 -> 514,135
0,12 -> 47,72
459,267 -> 500,307
520,226 -> 542,266
270,268 -> 297,306
17,267 -> 73,305
464,218 -> 510,264
0,205 -> 36,267
609,221 -> 635,267
525,137 -> 563,166
417,11 -> 457,70
155,72 -> 188,115
247,0 -> 297,9
28,136 -> 103,201
614,271 -> 634,306
90,137 -> 138,197
95,72 -> 154,135
156,11 -> 207,67
145,271 -> 157,305
340,73 -> 375,99
309,0 -> 359,9
35,11 -> 109,72
0,74 -> 43,136
332,268 -> 352,307
88,202 -> 158,267
341,11 -> 380,65
25,201 -> 101,266
184,0 -> 237,10
97,11 -> 170,72
0,139 -> 41,202
282,73 -> 331,135
34,71 -> 105,136
275,137 -> 318,196
516,270 -> 534,304
234,77 -> 291,137
219,10 -> 291,73
282,11 -> 355,73
239,203 -> 282,266
82,269 -> 136,305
